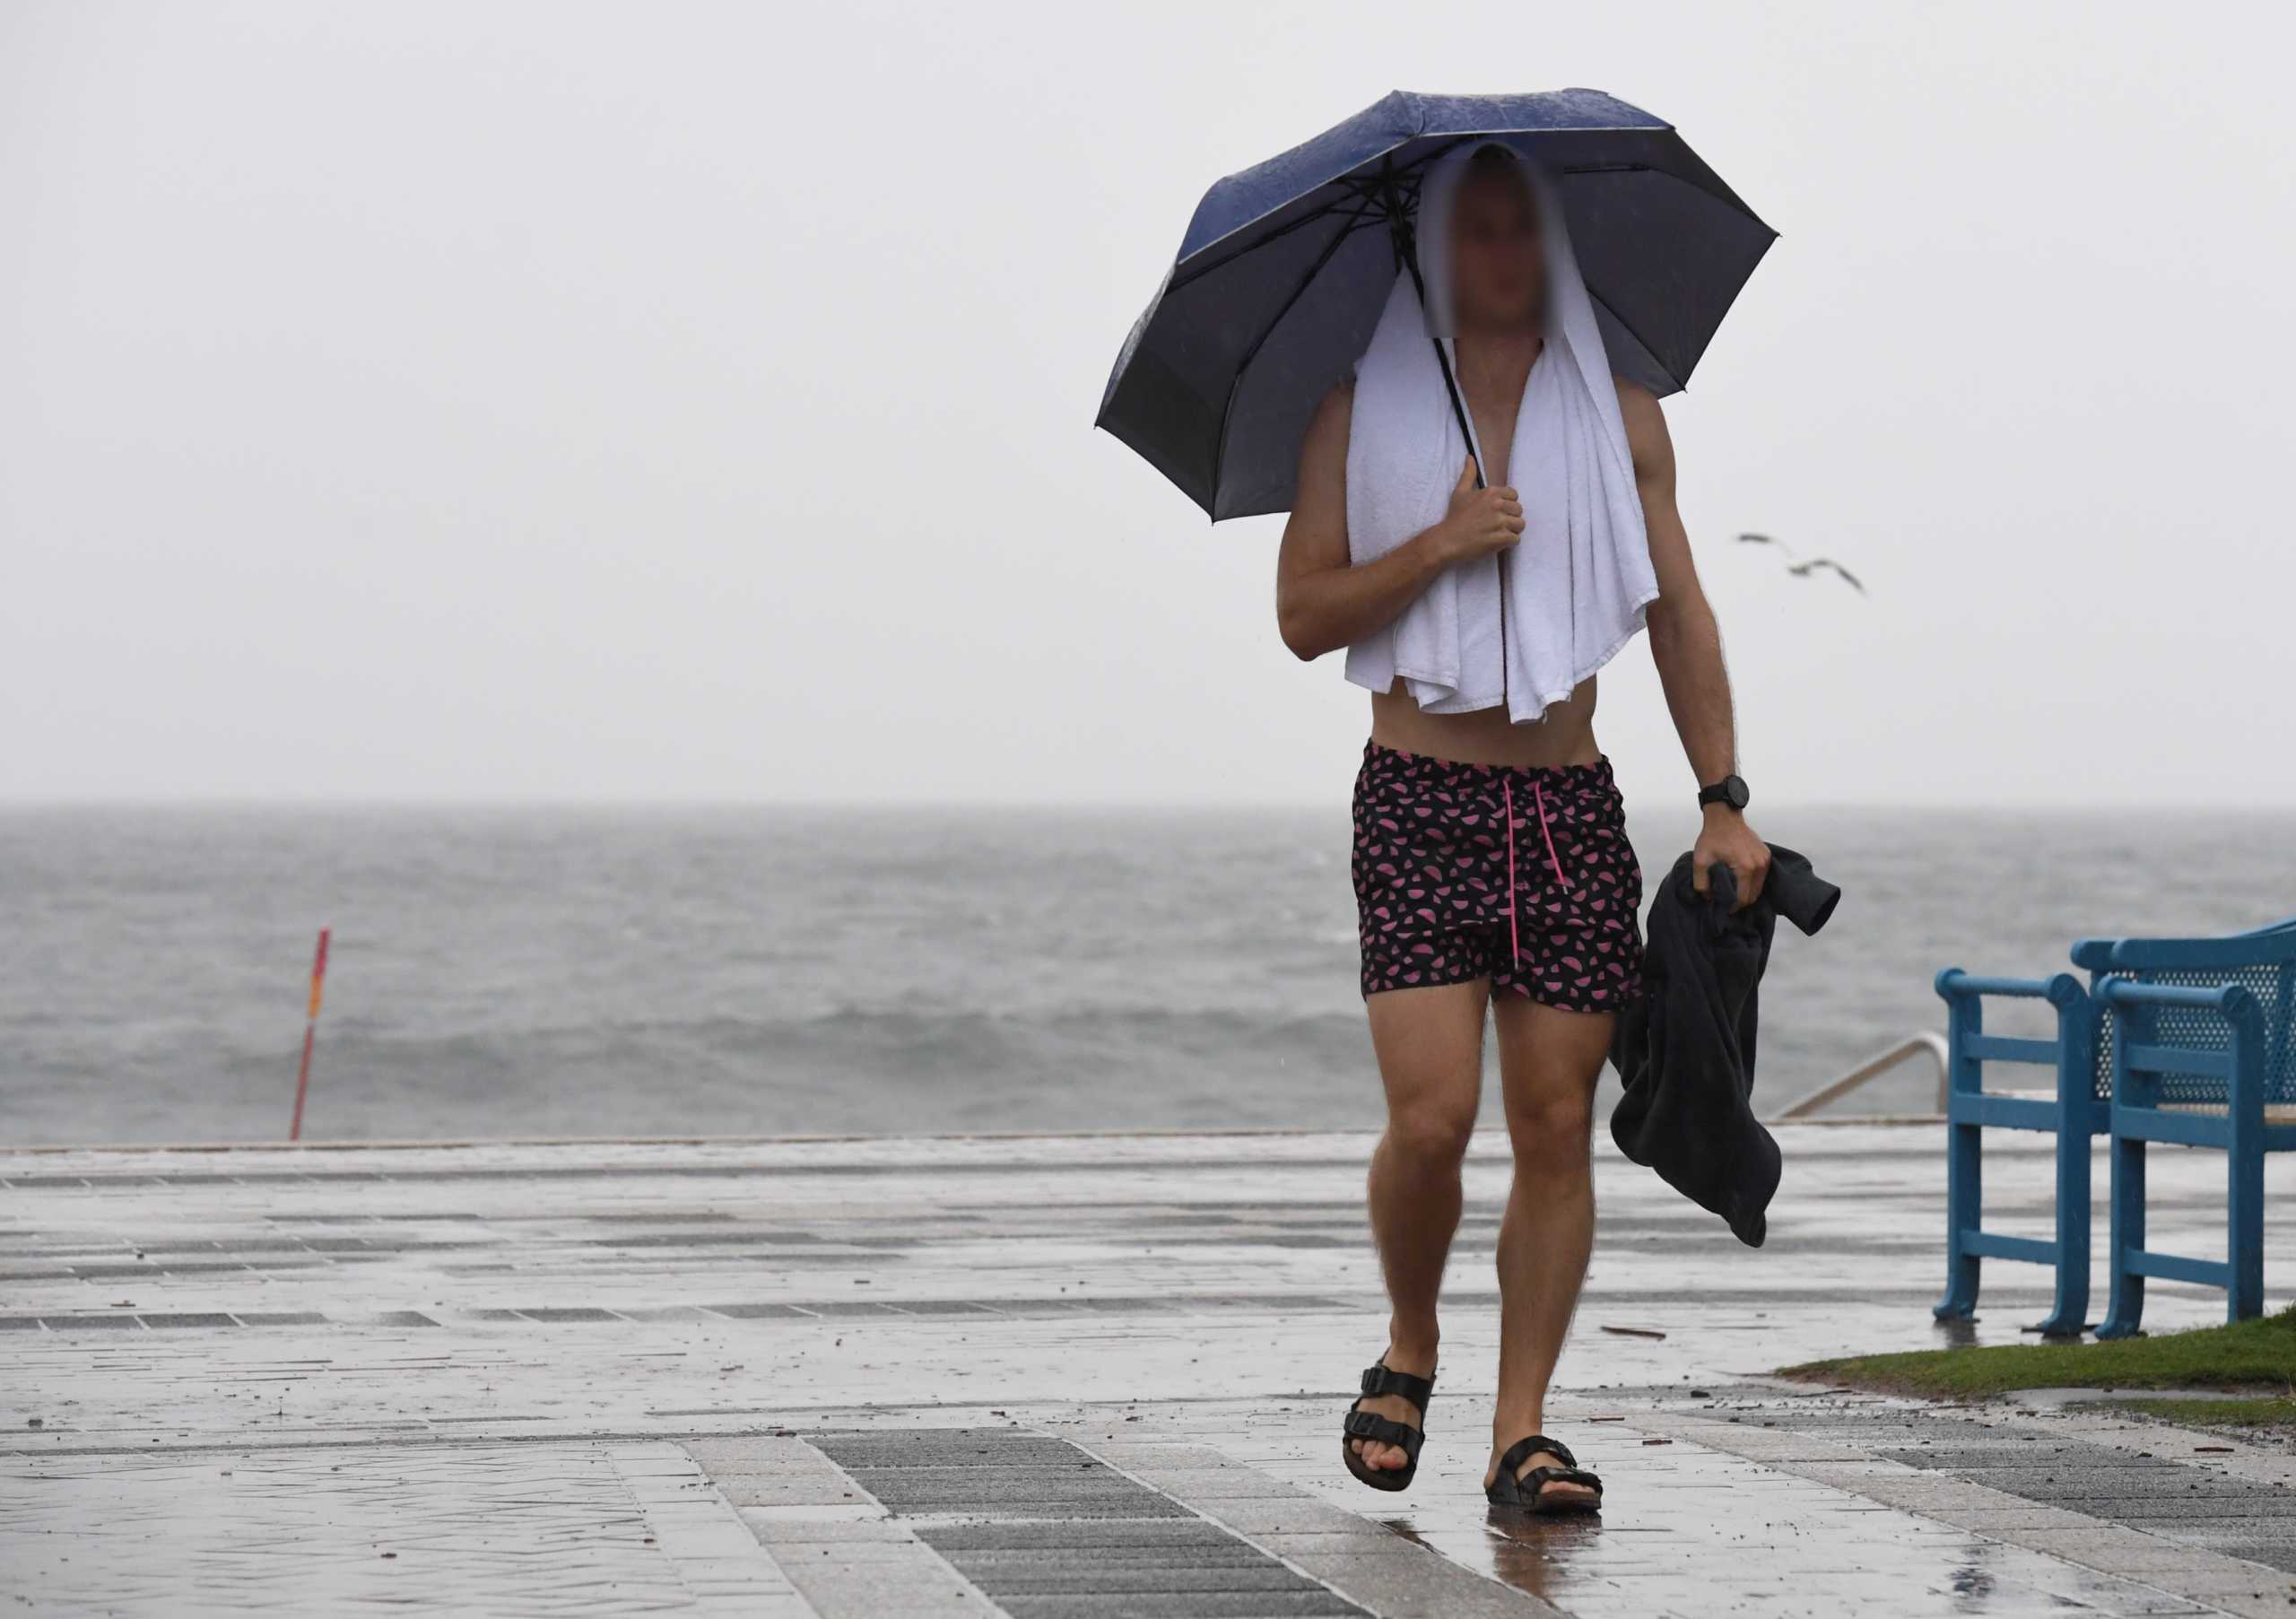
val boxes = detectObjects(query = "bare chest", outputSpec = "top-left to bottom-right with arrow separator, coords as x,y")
1456,339 -> 1542,487
1460,383 -> 1520,488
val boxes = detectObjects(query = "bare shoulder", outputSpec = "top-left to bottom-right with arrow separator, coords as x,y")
1611,377 -> 1674,478
1307,378 -> 1354,446
1612,377 -> 1665,441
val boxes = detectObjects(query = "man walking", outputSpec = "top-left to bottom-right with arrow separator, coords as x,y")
1274,142 -> 1767,1513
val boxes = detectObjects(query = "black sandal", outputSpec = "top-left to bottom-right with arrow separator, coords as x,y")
1486,1434 -> 1603,1515
1340,1358 -> 1434,1493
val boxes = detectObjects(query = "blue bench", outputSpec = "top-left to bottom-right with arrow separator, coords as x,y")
2092,925 -> 2296,1336
1933,968 -> 2100,1336
1935,916 -> 2296,1337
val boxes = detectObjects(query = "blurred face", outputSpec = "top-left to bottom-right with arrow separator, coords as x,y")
1448,158 -> 1545,330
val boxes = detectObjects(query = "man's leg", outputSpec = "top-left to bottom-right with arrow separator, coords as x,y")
1351,979 -> 1488,1475
1483,996 -> 1612,1501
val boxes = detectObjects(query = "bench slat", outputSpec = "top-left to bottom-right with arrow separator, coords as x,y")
2123,1042 -> 2233,1081
1967,1035 -> 2062,1066
2126,1249 -> 2230,1287
1960,1231 -> 2057,1265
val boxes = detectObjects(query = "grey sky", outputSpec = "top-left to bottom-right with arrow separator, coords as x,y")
4,1 -> 2291,807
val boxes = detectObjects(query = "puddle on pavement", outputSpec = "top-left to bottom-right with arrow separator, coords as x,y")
1350,1449 -> 2206,1617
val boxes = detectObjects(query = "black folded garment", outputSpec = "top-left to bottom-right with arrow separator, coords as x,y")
1608,844 -> 1839,1247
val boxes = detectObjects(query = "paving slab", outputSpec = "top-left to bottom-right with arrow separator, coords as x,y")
4,1126 -> 2296,1614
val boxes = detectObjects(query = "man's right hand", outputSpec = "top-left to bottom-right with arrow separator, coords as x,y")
1430,456 -> 1525,563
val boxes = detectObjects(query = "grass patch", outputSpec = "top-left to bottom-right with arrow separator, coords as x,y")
1782,1306 -> 2296,1400
2106,1396 -> 2296,1428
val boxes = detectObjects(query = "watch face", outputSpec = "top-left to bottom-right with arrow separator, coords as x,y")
1725,775 -> 1750,810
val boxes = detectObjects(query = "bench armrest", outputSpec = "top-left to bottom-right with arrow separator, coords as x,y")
1935,969 -> 2084,1008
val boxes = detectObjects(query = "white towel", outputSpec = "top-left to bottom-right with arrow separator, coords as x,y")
1344,144 -> 1659,724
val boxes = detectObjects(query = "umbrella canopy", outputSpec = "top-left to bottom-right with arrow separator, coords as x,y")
1097,90 -> 1776,520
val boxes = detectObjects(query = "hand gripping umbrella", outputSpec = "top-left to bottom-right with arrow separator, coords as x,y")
1096,89 -> 1775,521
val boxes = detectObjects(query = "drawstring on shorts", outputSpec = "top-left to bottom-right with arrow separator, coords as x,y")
1501,777 -> 1573,965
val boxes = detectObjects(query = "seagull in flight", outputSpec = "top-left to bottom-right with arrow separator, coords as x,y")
1735,534 -> 1866,596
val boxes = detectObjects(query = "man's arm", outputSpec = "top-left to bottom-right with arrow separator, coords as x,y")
1620,381 -> 1770,909
1275,384 -> 1524,661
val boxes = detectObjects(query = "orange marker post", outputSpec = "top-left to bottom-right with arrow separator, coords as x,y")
289,927 -> 331,1142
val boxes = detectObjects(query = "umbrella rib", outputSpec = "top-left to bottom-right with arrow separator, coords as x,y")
1581,281 -> 1685,394
1171,195 -> 1381,292
1171,140 -> 1462,294
1208,214 -> 1381,515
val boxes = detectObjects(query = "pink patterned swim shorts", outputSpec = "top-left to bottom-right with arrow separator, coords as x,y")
1351,742 -> 1645,1013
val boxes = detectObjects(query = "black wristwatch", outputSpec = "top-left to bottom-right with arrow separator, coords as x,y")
1698,774 -> 1750,812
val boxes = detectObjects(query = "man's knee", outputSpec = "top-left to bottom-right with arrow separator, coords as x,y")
1387,1099 -> 1477,1168
1505,1089 -> 1595,1165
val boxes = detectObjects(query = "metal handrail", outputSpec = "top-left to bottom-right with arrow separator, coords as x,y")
1767,1031 -> 1949,1121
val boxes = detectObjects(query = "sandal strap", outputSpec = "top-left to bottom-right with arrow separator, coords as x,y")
1342,1408 -> 1424,1462
1521,1465 -> 1603,1499
1359,1362 -> 1435,1407
1498,1434 -> 1578,1478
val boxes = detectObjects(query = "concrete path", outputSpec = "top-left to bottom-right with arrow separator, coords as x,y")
4,1126 -> 2295,1615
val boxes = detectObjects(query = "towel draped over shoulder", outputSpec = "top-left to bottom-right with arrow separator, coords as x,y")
1344,144 -> 1659,724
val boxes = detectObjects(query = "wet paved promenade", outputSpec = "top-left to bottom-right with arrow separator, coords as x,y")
5,1125 -> 2296,1615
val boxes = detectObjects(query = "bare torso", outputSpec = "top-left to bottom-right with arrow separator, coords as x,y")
1367,678 -> 1598,768
1367,332 -> 1602,769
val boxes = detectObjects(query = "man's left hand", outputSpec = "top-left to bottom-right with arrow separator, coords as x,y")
1692,807 -> 1770,912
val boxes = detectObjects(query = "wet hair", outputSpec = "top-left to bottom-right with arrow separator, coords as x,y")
1461,144 -> 1538,214
1467,144 -> 1517,180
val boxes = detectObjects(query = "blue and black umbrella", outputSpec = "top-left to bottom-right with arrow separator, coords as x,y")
1097,89 -> 1775,519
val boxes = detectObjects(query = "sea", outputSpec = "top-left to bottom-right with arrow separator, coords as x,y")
4,805 -> 2292,1147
